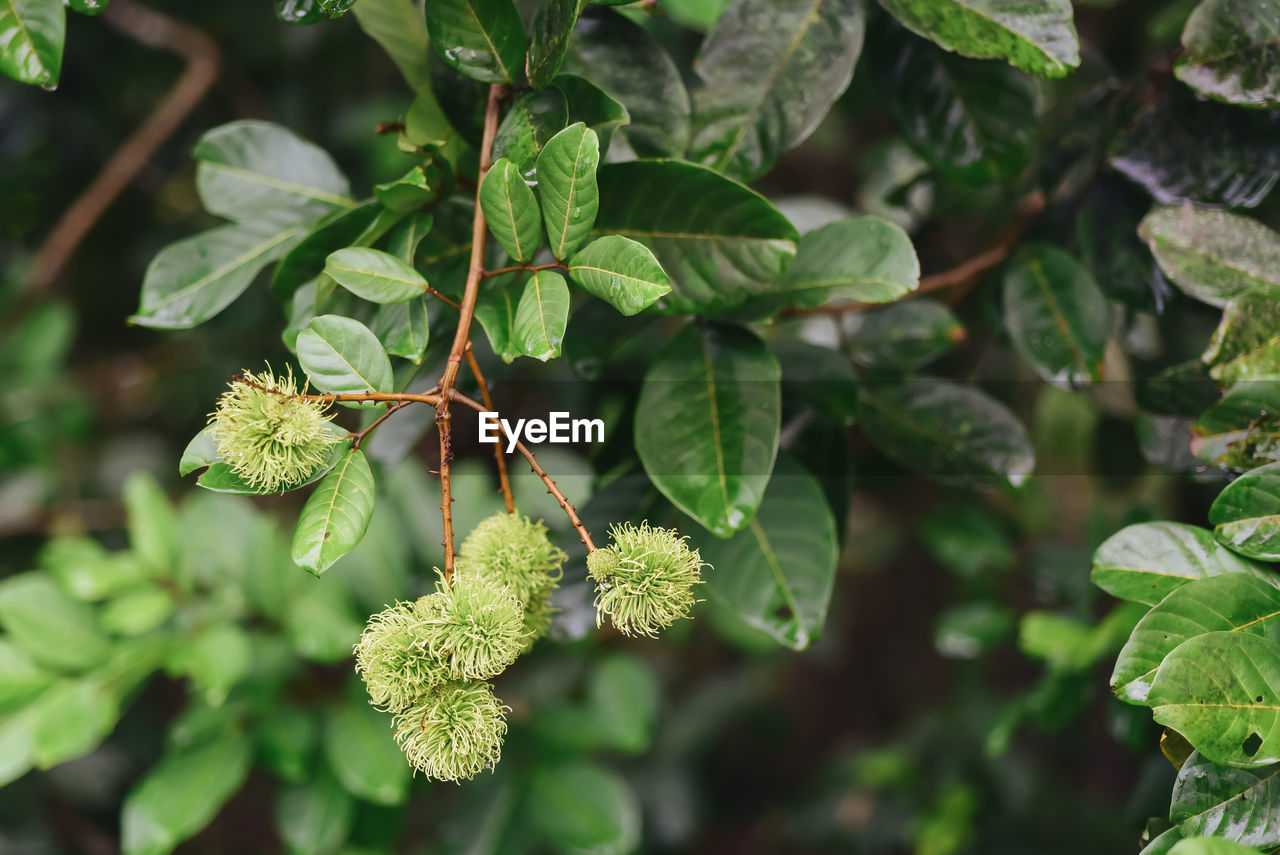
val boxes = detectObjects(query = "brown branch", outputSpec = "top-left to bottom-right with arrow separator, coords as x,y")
27,0 -> 220,296
437,415 -> 456,583
349,401 -> 407,450
480,262 -> 564,279
448,390 -> 595,551
424,286 -> 461,309
465,343 -> 515,513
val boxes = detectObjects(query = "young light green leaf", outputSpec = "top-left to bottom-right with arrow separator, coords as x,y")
1149,631 -> 1280,767
193,120 -> 353,222
480,157 -> 543,262
291,448 -> 376,575
1002,244 -> 1111,388
771,216 -> 920,309
690,0 -> 865,180
876,0 -> 1080,78
0,704 -> 39,787
425,0 -> 526,84
1175,0 -> 1280,109
121,732 -> 252,855
527,0 -> 580,89
512,271 -> 570,361
352,0 -> 431,92
858,378 -> 1034,489
324,696 -> 410,805
702,456 -> 838,650
0,572 -> 111,671
1171,750 -> 1280,847
296,315 -> 394,400
169,625 -> 253,707
636,323 -> 780,537
528,761 -> 641,854
1092,522 -> 1275,606
1211,462 -> 1280,561
369,297 -> 431,364
324,247 -> 431,304
594,161 -> 798,313
1112,575 -> 1280,705
566,235 -> 672,316
537,123 -> 600,260
1139,205 -> 1280,307
0,0 -> 65,87
131,216 -> 307,329
0,641 -> 49,711
123,472 -> 178,577
275,769 -> 355,855
31,677 -> 119,768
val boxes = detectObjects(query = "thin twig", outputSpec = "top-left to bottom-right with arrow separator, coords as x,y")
438,415 -> 455,582
481,262 -> 564,279
424,286 -> 461,309
27,0 -> 220,296
465,343 -> 515,513
349,401 -> 407,450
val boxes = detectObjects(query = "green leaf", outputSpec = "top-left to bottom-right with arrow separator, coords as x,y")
879,37 -> 1036,184
324,696 -> 409,805
131,216 -> 307,329
40,538 -> 142,603
286,579 -> 363,663
1203,294 -> 1280,385
529,761 -> 641,855
1138,205 -> 1280,307
1002,244 -> 1111,388
0,641 -> 48,711
480,157 -> 543,263
585,654 -> 659,753
1171,750 -> 1280,847
492,89 -> 570,177
257,704 -> 317,783
849,299 -> 965,370
297,315 -> 394,400
270,203 -> 384,302
324,247 -> 432,304
275,769 -> 354,855
636,323 -> 780,537
1113,575 -> 1280,705
512,270 -> 570,361
876,0 -> 1080,78
1193,383 -> 1280,471
593,160 -> 799,314
1211,462 -> 1280,561
0,572 -> 111,671
1093,522 -> 1275,606
556,73 -> 631,157
1169,837 -> 1268,855
373,164 -> 443,212
100,587 -> 174,637
352,0 -> 431,91
702,456 -> 838,649
689,0 -> 865,180
527,0 -> 581,89
425,0 -> 526,84
121,732 -> 252,855
0,703 -> 39,787
858,378 -> 1034,488
193,120 -> 353,222
292,448 -> 377,575
31,677 -> 119,768
1149,631 -> 1280,767
124,472 -> 179,576
1175,0 -> 1280,109
474,273 -> 522,362
537,123 -> 600,260
768,216 -> 919,310
369,298 -> 431,364
0,0 -> 64,87
566,235 -> 672,315
169,625 -> 253,706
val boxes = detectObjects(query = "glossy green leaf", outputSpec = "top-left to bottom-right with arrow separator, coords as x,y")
1168,837 -> 1267,855
373,164 -> 442,212
492,89 -> 570,177
425,0 -> 526,84
702,456 -> 838,649
31,677 -> 119,768
275,769 -> 354,855
1149,631 -> 1280,767
1202,294 -> 1280,385
0,0 -> 64,86
527,0 -> 581,89
296,315 -> 394,399
474,274 -> 522,362
369,298 -> 431,364
879,37 -> 1036,184
0,572 -> 110,671
1171,750 -> 1280,847
1113,574 -> 1280,705
1002,244 -> 1111,388
529,761 -> 641,854
352,0 -> 431,91
193,121 -> 353,222
1176,0 -> 1280,109
555,73 -> 630,157
593,160 -> 799,313
564,12 -> 690,157
768,216 -> 920,310
1138,205 -> 1280,307
324,697 -> 409,805
876,0 -> 1080,78
131,215 -> 306,329
479,157 -> 543,262
1192,383 -> 1280,471
512,270 -> 570,361
1093,522 -> 1275,606
636,323 -> 780,537
858,377 -> 1034,488
689,0 -> 864,180
269,203 -> 383,302
537,123 -> 600,260
121,732 -> 252,855
324,247 -> 431,304
849,299 -> 965,370
566,235 -> 672,315
1211,463 -> 1280,561
291,448 -> 377,575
